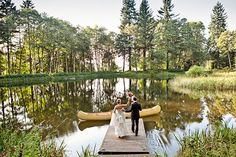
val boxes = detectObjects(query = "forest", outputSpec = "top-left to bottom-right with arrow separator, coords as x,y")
0,0 -> 235,77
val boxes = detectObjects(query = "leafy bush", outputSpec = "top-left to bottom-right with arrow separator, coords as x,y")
186,65 -> 206,77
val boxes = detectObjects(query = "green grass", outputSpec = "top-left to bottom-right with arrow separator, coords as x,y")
170,71 -> 236,91
0,71 -> 178,87
178,123 -> 236,157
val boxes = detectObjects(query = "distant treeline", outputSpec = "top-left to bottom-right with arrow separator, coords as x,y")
0,0 -> 235,75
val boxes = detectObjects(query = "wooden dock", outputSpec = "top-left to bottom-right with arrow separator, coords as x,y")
98,118 -> 152,156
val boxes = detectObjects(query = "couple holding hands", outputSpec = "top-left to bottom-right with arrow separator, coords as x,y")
110,92 -> 142,138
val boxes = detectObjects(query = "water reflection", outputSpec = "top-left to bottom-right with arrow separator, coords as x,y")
0,78 -> 236,157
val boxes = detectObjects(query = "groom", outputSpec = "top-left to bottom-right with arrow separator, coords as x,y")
130,96 -> 142,136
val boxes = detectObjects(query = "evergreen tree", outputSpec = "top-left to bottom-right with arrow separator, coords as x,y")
19,0 -> 41,74
21,0 -> 35,9
136,0 -> 156,71
158,0 -> 175,21
208,2 -> 227,68
0,0 -> 16,18
119,0 -> 137,71
157,0 -> 176,70
120,0 -> 137,29
0,0 -> 17,74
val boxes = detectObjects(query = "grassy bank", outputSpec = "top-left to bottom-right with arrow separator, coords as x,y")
178,123 -> 236,157
0,126 -> 64,157
170,71 -> 236,91
0,71 -> 178,87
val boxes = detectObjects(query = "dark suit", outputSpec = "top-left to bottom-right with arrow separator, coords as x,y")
131,101 -> 142,136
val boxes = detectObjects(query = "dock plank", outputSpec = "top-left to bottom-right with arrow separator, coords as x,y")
98,119 -> 149,155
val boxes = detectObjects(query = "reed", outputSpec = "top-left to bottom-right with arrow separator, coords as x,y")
170,73 -> 236,90
77,145 -> 98,157
178,123 -> 236,157
0,126 -> 65,157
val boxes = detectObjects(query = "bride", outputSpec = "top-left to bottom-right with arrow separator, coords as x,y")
110,99 -> 128,138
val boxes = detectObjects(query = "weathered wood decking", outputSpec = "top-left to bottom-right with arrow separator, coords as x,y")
98,119 -> 151,156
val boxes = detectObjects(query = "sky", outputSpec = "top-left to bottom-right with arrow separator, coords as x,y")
12,0 -> 236,34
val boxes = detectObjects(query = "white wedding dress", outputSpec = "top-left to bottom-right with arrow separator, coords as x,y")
110,109 -> 128,137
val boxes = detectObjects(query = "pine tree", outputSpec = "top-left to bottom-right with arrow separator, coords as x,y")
158,0 -> 175,21
0,0 -> 17,74
157,0 -> 176,70
136,0 -> 156,71
0,0 -> 16,18
208,2 -> 227,68
20,0 -> 41,74
120,0 -> 137,30
118,0 -> 137,71
21,0 -> 35,9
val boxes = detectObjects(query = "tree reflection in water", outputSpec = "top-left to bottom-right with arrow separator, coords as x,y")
0,78 -> 236,157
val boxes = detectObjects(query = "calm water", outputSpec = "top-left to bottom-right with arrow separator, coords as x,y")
1,78 -> 236,157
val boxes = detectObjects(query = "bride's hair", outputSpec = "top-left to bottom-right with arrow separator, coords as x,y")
116,98 -> 121,104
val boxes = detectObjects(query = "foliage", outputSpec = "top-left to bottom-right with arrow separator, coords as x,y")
158,0 -> 175,21
120,0 -> 137,28
186,65 -> 206,77
208,2 -> 228,68
178,123 -> 236,157
136,0 -> 156,71
0,126 -> 65,157
217,30 -> 236,69
118,0 -> 137,71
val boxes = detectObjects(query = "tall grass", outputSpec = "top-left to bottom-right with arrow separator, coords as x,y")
0,126 -> 65,157
77,145 -> 98,157
170,73 -> 236,90
178,123 -> 236,157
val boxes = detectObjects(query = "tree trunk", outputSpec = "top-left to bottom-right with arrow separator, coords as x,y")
19,45 -> 23,74
166,50 -> 169,70
48,53 -> 52,73
143,48 -> 146,71
90,56 -> 92,72
123,54 -> 126,72
65,55 -> 68,73
143,79 -> 147,100
227,52 -> 232,69
7,41 -> 11,74
129,47 -> 131,71
29,36 -> 32,74
73,51 -> 76,72
83,52 -> 85,72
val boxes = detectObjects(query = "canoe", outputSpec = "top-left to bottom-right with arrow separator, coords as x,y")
77,105 -> 161,121
78,114 -> 161,131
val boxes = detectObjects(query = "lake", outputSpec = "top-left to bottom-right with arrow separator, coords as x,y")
0,78 -> 236,157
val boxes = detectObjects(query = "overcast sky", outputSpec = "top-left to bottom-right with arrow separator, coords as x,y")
12,0 -> 236,34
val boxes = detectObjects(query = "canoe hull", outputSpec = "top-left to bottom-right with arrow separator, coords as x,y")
77,105 -> 161,121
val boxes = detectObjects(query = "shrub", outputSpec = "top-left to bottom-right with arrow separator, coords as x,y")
186,65 -> 206,77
